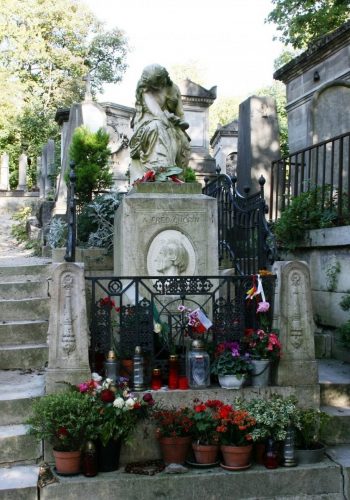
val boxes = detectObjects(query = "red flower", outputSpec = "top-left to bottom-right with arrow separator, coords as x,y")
100,389 -> 115,403
194,403 -> 207,413
57,426 -> 69,438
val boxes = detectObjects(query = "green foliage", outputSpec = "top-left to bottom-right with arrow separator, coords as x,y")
273,186 -> 350,250
77,192 -> 121,252
326,261 -> 341,292
27,391 -> 100,451
336,291 -> 350,349
295,408 -> 330,449
0,0 -> 127,180
11,207 -> 32,244
69,126 -> 113,205
267,0 -> 350,49
211,351 -> 252,378
274,49 -> 300,71
234,395 -> 301,442
47,218 -> 68,249
182,167 -> 197,183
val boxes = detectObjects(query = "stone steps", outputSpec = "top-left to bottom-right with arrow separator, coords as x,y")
0,298 -> 50,322
321,406 -> 350,445
0,280 -> 48,300
0,344 -> 48,370
0,424 -> 41,465
0,370 -> 45,426
0,320 -> 48,345
0,465 -> 39,500
0,263 -> 51,283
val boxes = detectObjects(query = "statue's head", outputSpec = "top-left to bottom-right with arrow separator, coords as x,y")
155,238 -> 189,275
136,64 -> 172,98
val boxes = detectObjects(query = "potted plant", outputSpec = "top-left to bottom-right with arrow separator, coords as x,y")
214,403 -> 256,469
27,390 -> 100,474
244,329 -> 282,387
152,405 -> 194,464
234,395 -> 300,464
295,408 -> 330,464
190,399 -> 223,464
78,375 -> 155,472
211,341 -> 253,389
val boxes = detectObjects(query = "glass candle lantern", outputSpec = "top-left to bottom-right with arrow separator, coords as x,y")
82,440 -> 98,477
187,340 -> 210,389
151,368 -> 162,390
168,354 -> 179,389
104,350 -> 118,382
263,437 -> 279,469
133,346 -> 145,391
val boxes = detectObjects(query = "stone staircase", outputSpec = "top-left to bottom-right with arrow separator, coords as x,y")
0,260 -> 51,478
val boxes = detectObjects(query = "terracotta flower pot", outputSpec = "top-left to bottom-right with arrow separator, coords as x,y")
192,443 -> 219,464
53,449 -> 81,475
159,436 -> 191,464
220,444 -> 253,468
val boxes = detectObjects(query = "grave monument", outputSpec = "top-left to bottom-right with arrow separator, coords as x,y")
114,64 -> 218,278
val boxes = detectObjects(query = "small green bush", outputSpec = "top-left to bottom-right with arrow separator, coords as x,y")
336,291 -> 350,349
68,126 -> 113,205
273,186 -> 350,250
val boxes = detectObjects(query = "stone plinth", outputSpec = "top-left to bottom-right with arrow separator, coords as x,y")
272,261 -> 318,386
114,182 -> 218,277
46,262 -> 91,393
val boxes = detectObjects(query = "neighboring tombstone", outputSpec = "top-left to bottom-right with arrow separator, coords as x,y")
36,156 -> 42,195
179,78 -> 217,183
0,153 -> 9,190
17,153 -> 27,191
45,139 -> 55,198
210,120 -> 239,176
41,144 -> 47,197
272,260 -> 318,387
46,262 -> 91,393
236,96 -> 280,205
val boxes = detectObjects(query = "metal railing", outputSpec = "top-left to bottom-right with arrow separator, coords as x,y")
86,274 -> 276,373
269,132 -> 350,222
203,171 -> 276,275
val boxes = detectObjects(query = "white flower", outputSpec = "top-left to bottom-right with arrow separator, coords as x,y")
102,378 -> 113,389
91,372 -> 102,382
113,397 -> 125,409
154,323 -> 162,334
123,390 -> 130,398
125,397 -> 136,409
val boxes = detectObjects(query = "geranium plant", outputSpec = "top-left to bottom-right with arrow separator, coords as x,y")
244,329 -> 282,361
77,374 -> 155,446
152,406 -> 194,438
191,399 -> 223,445
211,341 -> 253,378
215,404 -> 256,446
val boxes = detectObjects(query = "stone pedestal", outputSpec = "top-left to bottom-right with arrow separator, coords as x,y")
114,182 -> 218,277
17,153 -> 27,191
0,153 -> 9,190
46,262 -> 91,393
272,260 -> 318,387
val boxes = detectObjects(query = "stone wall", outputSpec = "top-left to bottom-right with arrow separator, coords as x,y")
283,225 -> 350,361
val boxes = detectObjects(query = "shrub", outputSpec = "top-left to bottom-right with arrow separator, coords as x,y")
69,126 -> 113,205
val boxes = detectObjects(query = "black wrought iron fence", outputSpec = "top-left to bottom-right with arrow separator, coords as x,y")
86,274 -> 276,374
269,131 -> 350,222
203,171 -> 276,275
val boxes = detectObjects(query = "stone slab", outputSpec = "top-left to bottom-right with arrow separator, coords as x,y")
0,344 -> 48,370
312,290 -> 349,328
131,182 -> 202,194
0,298 -> 50,322
40,458 -> 343,500
322,406 -> 350,445
304,227 -> 350,248
0,425 -> 41,464
114,191 -> 218,277
0,465 -> 39,500
0,320 -> 48,345
0,281 -> 48,300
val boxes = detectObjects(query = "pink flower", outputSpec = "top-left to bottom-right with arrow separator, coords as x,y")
257,301 -> 270,313
78,382 -> 89,393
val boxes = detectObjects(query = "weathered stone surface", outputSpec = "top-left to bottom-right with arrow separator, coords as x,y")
40,458 -> 343,500
0,425 -> 41,464
17,154 -> 27,191
0,153 -> 10,191
236,95 -> 280,205
0,465 -> 39,500
114,189 -> 218,278
322,406 -> 350,444
46,263 -> 90,393
273,261 -> 318,386
0,298 -> 50,322
0,344 -> 48,370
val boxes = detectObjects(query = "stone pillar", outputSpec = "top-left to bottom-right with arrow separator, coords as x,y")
114,183 -> 218,277
46,262 -> 91,393
45,139 -> 55,198
17,153 -> 27,191
41,145 -> 47,198
0,153 -> 10,190
272,260 -> 318,388
236,96 -> 280,207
